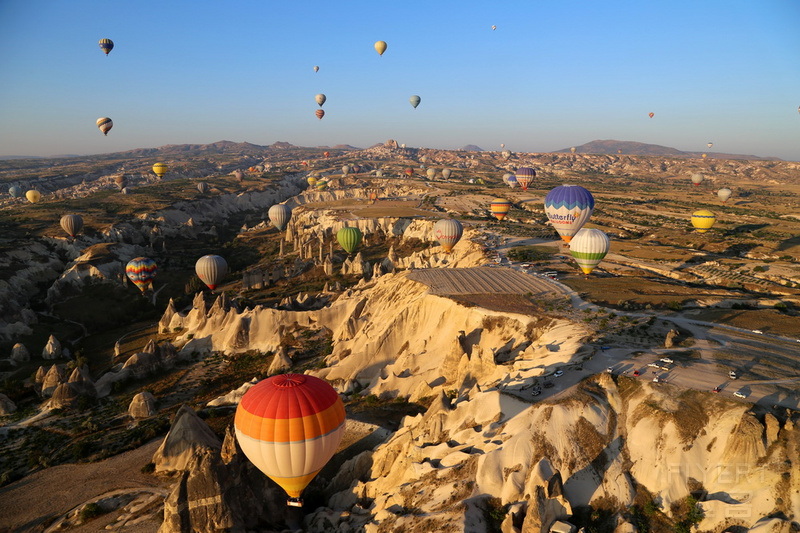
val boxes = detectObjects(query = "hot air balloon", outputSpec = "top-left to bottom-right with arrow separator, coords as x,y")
690,210 -> 716,233
96,117 -> 113,136
60,214 -> 84,238
717,188 -> 732,203
195,255 -> 228,290
410,95 -> 421,109
342,165 -> 350,176
99,39 -> 114,56
507,175 -> 518,188
337,227 -> 362,255
234,373 -> 346,507
691,173 -> 704,186
707,142 -> 713,149
314,65 -> 319,73
433,219 -> 463,253
501,150 -> 512,160
153,163 -> 168,178
617,149 -> 622,154
500,143 -> 505,149
570,147 -> 576,154
490,199 -> 512,221
126,257 -> 157,293
307,176 -> 318,187
442,168 -> 452,179
315,180 -> 328,191
8,186 -> 22,198
492,25 -> 497,30
375,170 -> 383,178
569,228 -> 609,276
114,174 -> 128,190
323,151 -> 330,158
234,170 -> 244,182
196,182 -> 209,194
420,155 -> 428,164
268,204 -> 292,231
426,168 -> 436,179
374,41 -> 387,56
316,94 -> 326,107
515,167 -> 535,191
25,190 -> 41,203
648,112 -> 654,118
405,168 -> 413,177
351,164 -> 361,173
544,185 -> 595,244
315,109 -> 325,120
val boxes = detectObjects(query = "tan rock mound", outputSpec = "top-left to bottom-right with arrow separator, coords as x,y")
49,383 -> 79,409
129,391 -> 157,419
152,405 -> 222,473
10,343 -> 29,363
42,334 -> 62,359
41,364 -> 66,397
0,393 -> 16,415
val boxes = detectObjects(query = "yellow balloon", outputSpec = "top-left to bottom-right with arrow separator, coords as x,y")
152,163 -> 168,178
374,40 -> 387,56
691,209 -> 716,233
25,190 -> 41,203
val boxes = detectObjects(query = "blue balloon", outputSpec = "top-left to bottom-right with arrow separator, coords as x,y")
544,184 -> 595,243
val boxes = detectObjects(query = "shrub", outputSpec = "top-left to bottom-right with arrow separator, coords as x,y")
79,503 -> 103,522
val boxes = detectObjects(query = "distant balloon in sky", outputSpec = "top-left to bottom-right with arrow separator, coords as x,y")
315,179 -> 328,191
314,65 -> 319,73
323,151 -> 330,158
25,190 -> 41,203
501,150 -> 512,160
490,198 -> 511,221
717,187 -> 732,203
545,184 -> 595,244
500,143 -> 505,149
315,94 -> 326,107
351,164 -> 361,173
691,173 -> 704,186
515,167 -> 535,191
691,210 -> 716,233
153,163 -> 168,178
196,181 -> 209,194
234,169 -> 244,182
114,175 -> 128,190
99,38 -> 114,56
268,204 -> 292,231
337,227 -> 362,254
492,25 -> 497,30
707,142 -> 713,148
307,176 -> 317,187
405,168 -> 413,177
426,168 -> 436,179
648,112 -> 654,118
506,174 -> 517,188
420,155 -> 428,163
315,109 -> 325,120
96,117 -> 113,136
8,186 -> 22,198
701,153 -> 707,159
126,257 -> 157,293
60,214 -> 84,238
342,165 -> 350,175
442,168 -> 452,179
570,147 -> 576,153
433,219 -> 463,253
374,40 -> 387,56
410,95 -> 421,109
196,254 -> 228,290
569,228 -> 609,276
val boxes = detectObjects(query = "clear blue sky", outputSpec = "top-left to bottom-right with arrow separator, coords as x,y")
1,1 -> 799,159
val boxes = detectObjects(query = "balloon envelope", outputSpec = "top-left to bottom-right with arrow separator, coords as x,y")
315,94 -> 326,107
544,185 -> 595,243
99,38 -> 114,55
374,41 -> 387,56
691,173 -> 704,186
195,255 -> 228,290
315,109 -> 325,120
234,170 -> 244,182
718,188 -> 732,203
96,117 -> 113,135
442,168 -> 452,179
313,65 -> 319,73
337,227 -> 362,254
433,219 -> 463,253
234,374 -> 346,500
490,199 -> 512,221
648,112 -> 654,118
691,210 -> 716,233
126,257 -> 157,293
342,165 -> 350,175
410,95 -> 421,109
8,185 -> 22,198
426,168 -> 436,179
515,167 -> 536,191
268,204 -> 292,231
60,214 -> 84,238
153,163 -> 168,178
25,190 -> 41,203
196,182 -> 209,194
569,229 -> 609,275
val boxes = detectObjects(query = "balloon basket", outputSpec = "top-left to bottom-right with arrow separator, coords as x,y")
287,498 -> 304,508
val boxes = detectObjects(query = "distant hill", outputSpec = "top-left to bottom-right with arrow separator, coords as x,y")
559,139 -> 780,161
460,145 -> 484,152
330,144 -> 360,150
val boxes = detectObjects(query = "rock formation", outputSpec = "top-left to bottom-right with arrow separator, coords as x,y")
10,343 -> 29,363
42,335 -> 63,359
41,364 -> 66,397
0,393 -> 16,415
152,405 -> 222,473
129,391 -> 158,419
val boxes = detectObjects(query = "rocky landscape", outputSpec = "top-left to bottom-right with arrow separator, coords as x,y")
1,142 -> 800,532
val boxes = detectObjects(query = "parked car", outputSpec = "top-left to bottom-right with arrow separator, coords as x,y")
554,370 -> 564,378
606,367 -> 613,373
531,388 -> 542,396
633,370 -> 640,377
648,363 -> 660,368
752,330 -> 763,334
734,391 -> 747,399
729,370 -> 738,379
652,376 -> 660,383
660,357 -> 674,364
712,386 -> 721,393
